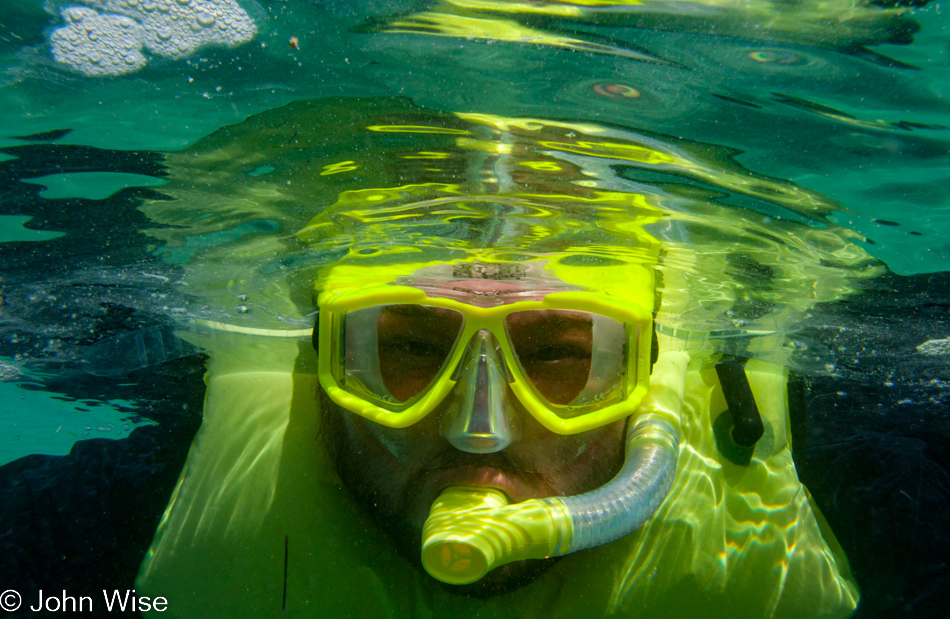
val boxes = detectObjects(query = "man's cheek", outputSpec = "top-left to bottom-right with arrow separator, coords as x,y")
363,420 -> 413,460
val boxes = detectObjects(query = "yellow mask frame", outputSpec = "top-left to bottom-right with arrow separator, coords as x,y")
317,284 -> 653,434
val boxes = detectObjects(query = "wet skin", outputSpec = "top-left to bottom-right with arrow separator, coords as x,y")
319,283 -> 627,594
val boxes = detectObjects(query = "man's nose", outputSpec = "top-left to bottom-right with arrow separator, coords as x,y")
440,330 -> 520,454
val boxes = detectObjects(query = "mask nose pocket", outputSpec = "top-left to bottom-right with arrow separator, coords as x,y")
441,330 -> 519,454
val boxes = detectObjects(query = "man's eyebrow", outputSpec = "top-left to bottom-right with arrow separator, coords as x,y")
380,305 -> 459,320
509,311 -> 593,330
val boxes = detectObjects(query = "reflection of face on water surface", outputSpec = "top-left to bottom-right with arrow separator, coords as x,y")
139,96 -> 874,344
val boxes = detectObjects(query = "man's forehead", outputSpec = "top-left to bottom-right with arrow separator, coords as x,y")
380,304 -> 593,328
506,309 -> 593,329
439,279 -> 526,295
395,260 -> 584,307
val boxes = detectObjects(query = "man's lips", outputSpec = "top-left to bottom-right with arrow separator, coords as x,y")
426,465 -> 542,504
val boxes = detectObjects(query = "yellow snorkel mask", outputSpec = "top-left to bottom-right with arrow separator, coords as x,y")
315,255 -> 687,585
316,260 -> 653,442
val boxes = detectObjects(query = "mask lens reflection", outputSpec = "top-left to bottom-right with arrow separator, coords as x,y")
505,310 -> 594,405
376,305 -> 464,402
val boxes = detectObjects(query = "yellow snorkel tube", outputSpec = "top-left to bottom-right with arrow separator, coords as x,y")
421,349 -> 688,584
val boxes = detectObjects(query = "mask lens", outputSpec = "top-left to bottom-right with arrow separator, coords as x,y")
344,304 -> 464,405
505,310 -> 627,413
505,310 -> 595,405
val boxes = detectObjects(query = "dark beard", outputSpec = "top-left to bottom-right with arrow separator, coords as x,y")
318,389 -> 625,597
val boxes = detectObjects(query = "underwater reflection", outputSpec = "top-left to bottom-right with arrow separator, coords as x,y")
359,0 -> 925,63
141,97 -> 878,368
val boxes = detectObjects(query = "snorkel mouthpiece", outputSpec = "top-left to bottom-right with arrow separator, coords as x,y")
422,351 -> 688,585
421,488 -> 573,585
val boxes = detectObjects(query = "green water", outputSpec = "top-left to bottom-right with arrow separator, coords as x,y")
20,172 -> 168,201
0,380 -> 151,465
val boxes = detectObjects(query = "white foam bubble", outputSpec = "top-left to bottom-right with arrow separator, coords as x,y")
51,9 -> 147,77
48,0 -> 258,76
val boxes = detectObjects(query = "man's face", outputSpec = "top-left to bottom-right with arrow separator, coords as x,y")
319,282 -> 627,594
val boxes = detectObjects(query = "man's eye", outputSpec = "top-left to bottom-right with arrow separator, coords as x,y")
523,345 -> 589,363
380,337 -> 449,359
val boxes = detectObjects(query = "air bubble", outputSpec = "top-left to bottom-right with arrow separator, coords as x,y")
196,12 -> 216,27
